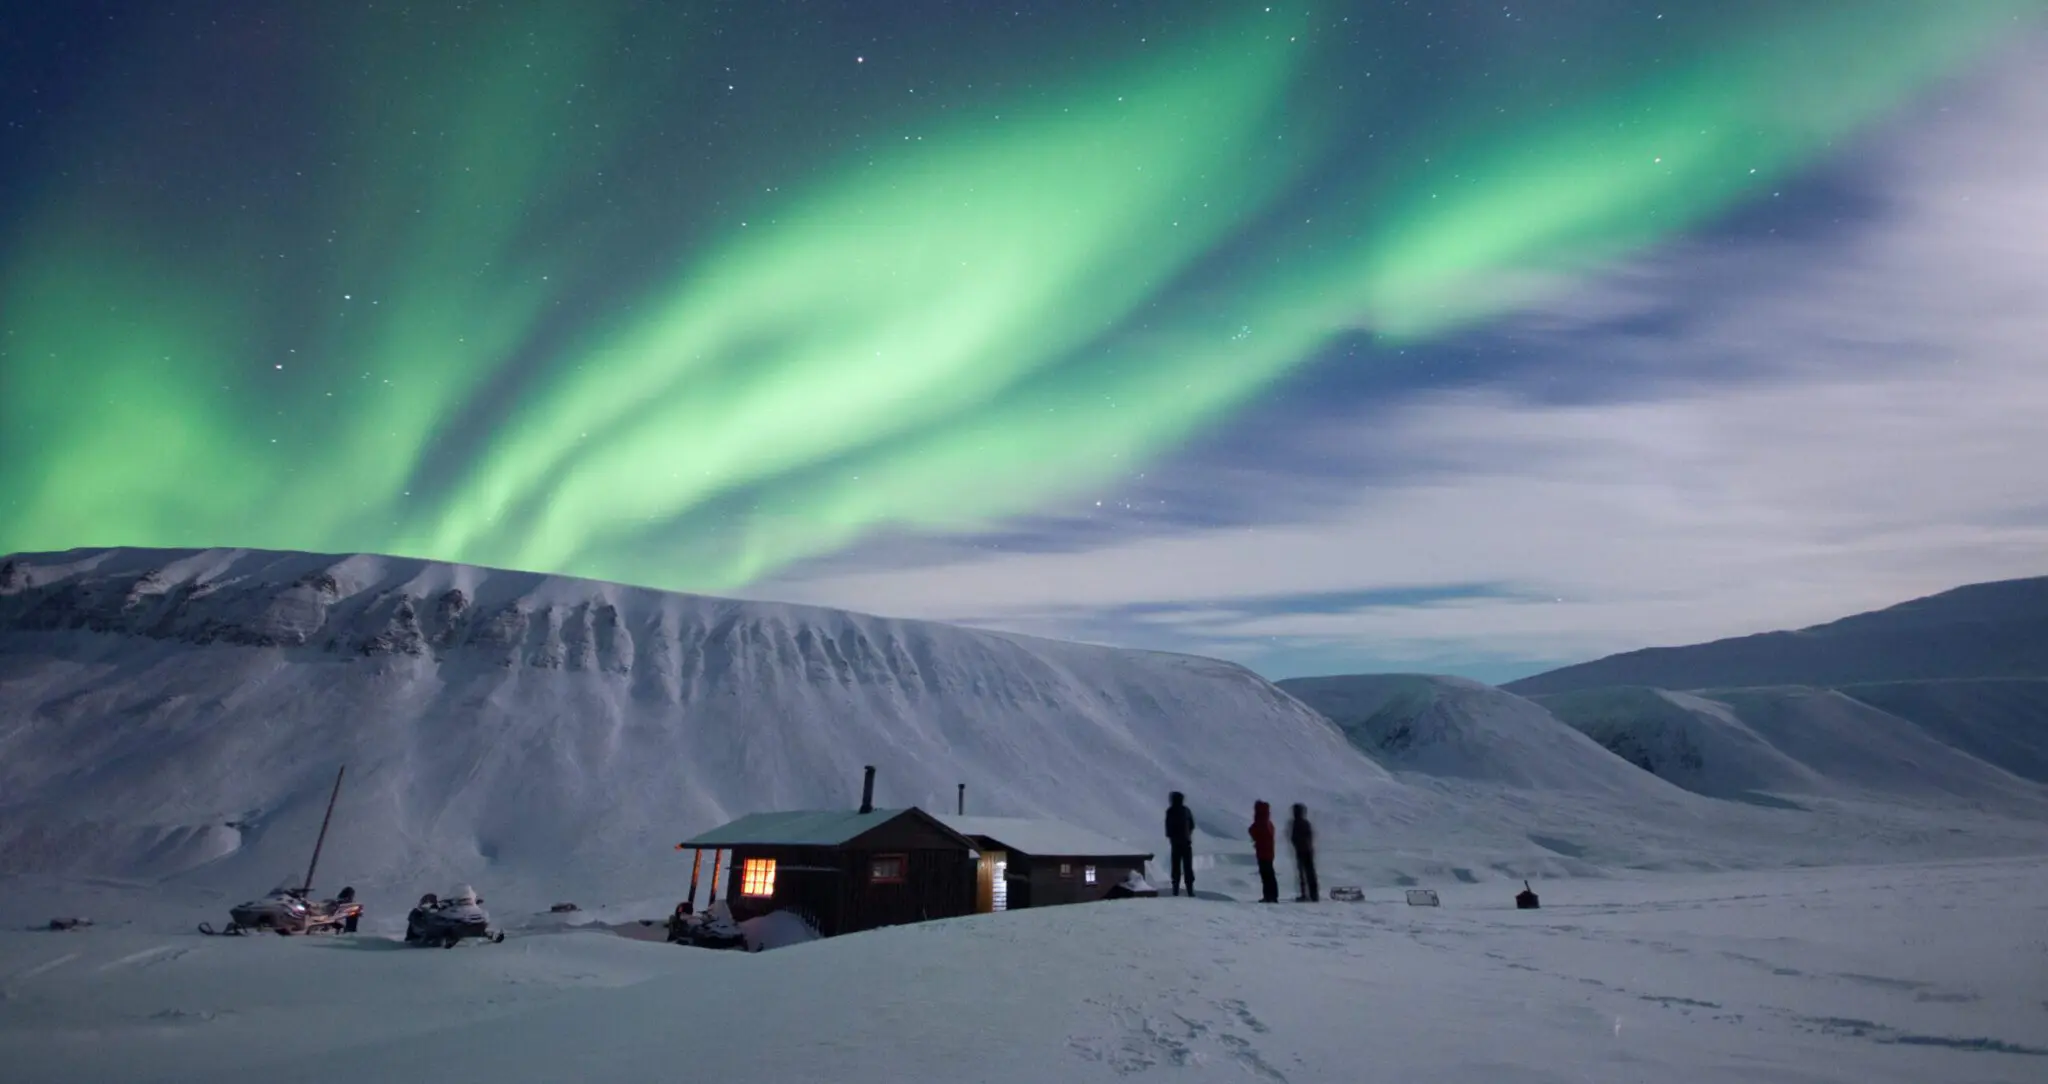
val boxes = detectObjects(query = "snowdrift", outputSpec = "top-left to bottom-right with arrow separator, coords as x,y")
1276,674 -> 1688,799
1504,575 -> 2048,695
0,547 -> 1401,904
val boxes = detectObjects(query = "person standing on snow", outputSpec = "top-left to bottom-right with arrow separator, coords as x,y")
1289,803 -> 1319,902
1249,800 -> 1279,903
1165,791 -> 1197,896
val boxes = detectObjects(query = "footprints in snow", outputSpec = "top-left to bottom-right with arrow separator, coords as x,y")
1070,995 -> 1283,1080
95,944 -> 191,972
1221,998 -> 1270,1034
1787,1014 -> 2048,1057
1639,995 -> 1721,1009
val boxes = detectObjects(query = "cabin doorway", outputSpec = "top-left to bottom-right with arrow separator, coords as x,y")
976,850 -> 1008,913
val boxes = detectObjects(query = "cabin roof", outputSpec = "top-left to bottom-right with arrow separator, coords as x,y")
934,815 -> 1152,860
677,807 -> 975,849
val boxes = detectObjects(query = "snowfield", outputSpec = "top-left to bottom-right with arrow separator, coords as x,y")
3,547 -> 2047,1081
2,859 -> 2044,1084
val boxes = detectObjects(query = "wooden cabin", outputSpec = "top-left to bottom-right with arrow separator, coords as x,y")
675,768 -> 1158,939
935,815 -> 1154,911
676,804 -> 978,938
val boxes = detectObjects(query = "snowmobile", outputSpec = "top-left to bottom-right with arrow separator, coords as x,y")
199,765 -> 365,937
404,885 -> 506,947
201,878 -> 362,936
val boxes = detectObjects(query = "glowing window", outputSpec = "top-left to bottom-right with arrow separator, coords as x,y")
870,854 -> 907,884
740,858 -> 776,897
1084,865 -> 1098,885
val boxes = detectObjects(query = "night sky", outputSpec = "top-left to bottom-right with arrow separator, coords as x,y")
4,1 -> 2045,681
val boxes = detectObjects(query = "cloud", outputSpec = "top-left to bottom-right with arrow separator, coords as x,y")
753,44 -> 2048,680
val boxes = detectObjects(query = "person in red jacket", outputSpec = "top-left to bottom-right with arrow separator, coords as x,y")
1249,800 -> 1279,903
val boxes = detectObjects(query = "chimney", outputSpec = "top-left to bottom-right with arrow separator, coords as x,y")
859,765 -> 876,814
957,783 -> 966,815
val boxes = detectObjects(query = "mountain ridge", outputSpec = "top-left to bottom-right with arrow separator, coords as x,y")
0,546 -> 1404,901
1502,575 -> 2048,696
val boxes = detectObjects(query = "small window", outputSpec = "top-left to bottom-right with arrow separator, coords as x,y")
740,858 -> 777,897
870,853 -> 907,884
1059,862 -> 1073,879
1084,865 -> 1098,885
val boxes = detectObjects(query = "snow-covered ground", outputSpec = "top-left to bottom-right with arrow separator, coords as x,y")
3,858 -> 2043,1083
5,547 -> 2047,1079
11,547 -> 2041,917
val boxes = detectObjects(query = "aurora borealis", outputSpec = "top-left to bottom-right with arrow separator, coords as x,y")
3,1 -> 2042,638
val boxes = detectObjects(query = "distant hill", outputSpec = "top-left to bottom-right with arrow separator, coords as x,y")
1832,679 -> 2048,785
1536,684 -> 2048,811
1275,673 -> 1695,798
1503,577 -> 2048,696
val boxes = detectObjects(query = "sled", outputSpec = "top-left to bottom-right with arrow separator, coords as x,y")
1328,886 -> 1365,902
1405,888 -> 1441,907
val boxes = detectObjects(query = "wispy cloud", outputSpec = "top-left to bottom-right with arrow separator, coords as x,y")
754,45 -> 2048,682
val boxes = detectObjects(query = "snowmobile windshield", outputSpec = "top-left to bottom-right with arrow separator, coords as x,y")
268,875 -> 308,897
446,886 -> 479,905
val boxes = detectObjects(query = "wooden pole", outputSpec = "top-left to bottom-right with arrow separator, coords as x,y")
686,848 -> 704,910
706,848 -> 723,907
301,765 -> 346,895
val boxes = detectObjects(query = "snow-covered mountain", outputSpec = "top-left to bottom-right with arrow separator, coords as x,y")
1274,674 -> 1687,798
5,548 -> 2045,915
1535,685 -> 2048,811
1529,686 -> 1829,801
1503,576 -> 2048,695
1839,679 -> 2048,785
0,547 -> 1401,902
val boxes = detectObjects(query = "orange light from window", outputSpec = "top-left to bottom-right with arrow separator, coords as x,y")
741,858 -> 777,896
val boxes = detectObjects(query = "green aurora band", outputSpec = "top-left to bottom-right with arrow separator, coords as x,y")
1,2 -> 2036,592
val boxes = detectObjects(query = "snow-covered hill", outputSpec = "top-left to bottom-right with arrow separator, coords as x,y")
1274,674 -> 1687,798
1504,576 -> 2048,695
5,548 -> 2045,917
1839,679 -> 2048,785
1536,685 -> 2048,812
0,547 -> 1402,902
1532,686 -> 1830,801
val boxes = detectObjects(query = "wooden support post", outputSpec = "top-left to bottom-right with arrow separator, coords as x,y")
705,848 -> 723,907
301,765 -> 346,896
686,848 -> 704,910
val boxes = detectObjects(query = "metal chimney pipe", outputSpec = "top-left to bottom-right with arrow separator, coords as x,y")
957,783 -> 965,815
860,765 -> 876,814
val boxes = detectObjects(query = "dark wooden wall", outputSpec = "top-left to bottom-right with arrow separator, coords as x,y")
837,847 -> 974,934
719,843 -> 975,937
1015,855 -> 1150,907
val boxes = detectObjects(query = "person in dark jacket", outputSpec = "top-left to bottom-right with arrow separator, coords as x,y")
1249,800 -> 1279,903
1165,791 -> 1196,896
1288,803 -> 1319,902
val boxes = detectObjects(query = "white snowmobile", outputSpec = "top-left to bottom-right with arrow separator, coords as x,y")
201,877 -> 362,937
404,885 -> 506,947
199,765 -> 362,937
